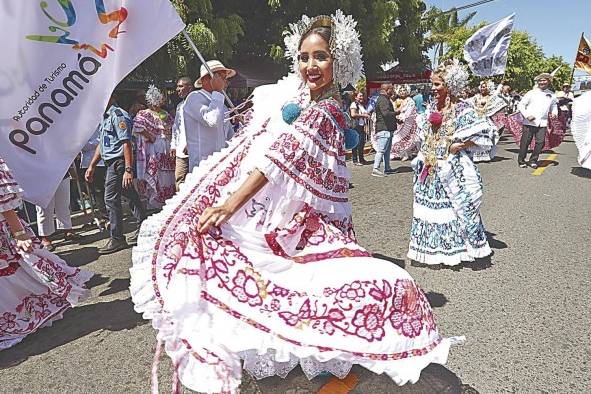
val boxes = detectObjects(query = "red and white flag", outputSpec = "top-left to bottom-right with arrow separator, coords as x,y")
0,1 -> 184,206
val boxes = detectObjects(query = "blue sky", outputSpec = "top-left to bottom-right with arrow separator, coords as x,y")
424,0 -> 591,75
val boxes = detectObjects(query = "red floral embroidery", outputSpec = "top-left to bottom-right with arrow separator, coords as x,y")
390,279 -> 436,338
231,270 -> 263,307
352,304 -> 386,342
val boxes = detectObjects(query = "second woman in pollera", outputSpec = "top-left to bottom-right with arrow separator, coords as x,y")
408,60 -> 495,266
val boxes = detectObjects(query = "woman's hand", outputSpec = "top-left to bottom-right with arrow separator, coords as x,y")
143,131 -> 155,143
16,235 -> 33,253
197,204 -> 235,234
449,142 -> 465,155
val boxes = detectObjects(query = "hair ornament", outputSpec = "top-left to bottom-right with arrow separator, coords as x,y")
436,59 -> 470,97
146,85 -> 164,107
284,10 -> 364,87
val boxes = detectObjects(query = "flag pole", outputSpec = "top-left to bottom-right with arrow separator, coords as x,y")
570,32 -> 584,86
182,30 -> 237,113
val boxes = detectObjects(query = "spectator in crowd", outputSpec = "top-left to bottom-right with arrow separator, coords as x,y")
349,91 -> 370,165
132,86 -> 176,209
372,83 -> 398,177
412,88 -> 426,114
86,94 -> 147,254
171,76 -> 194,190
517,73 -> 558,168
35,165 -> 81,251
80,125 -> 107,219
183,60 -> 236,170
556,83 -> 575,124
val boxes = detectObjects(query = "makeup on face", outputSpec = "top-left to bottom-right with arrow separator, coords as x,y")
298,33 -> 334,97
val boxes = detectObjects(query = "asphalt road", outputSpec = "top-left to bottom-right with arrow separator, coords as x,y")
1,134 -> 589,394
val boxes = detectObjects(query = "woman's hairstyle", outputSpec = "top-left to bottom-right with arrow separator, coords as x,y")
299,26 -> 332,49
284,10 -> 363,87
432,59 -> 470,98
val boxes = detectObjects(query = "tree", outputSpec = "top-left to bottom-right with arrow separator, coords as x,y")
441,27 -> 572,92
390,0 -> 430,71
423,6 -> 477,65
130,1 -> 431,84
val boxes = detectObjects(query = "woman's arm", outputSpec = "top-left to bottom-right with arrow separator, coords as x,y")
1,209 -> 33,252
449,140 -> 476,155
197,169 -> 269,233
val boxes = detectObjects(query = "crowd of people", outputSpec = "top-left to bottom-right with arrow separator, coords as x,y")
0,8 -> 585,394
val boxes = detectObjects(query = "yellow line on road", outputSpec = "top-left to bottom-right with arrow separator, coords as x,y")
316,373 -> 359,394
532,153 -> 558,176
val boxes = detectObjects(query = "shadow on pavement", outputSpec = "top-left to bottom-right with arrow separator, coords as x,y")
372,253 -> 405,269
57,246 -> 100,268
411,254 -> 493,272
247,364 -> 480,394
99,278 -> 131,297
85,273 -> 110,289
487,155 -> 511,163
425,291 -> 448,308
0,298 -> 145,369
485,231 -> 507,250
393,166 -> 414,174
571,167 -> 591,179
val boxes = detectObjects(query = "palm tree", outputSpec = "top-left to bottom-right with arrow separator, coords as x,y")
423,7 -> 477,65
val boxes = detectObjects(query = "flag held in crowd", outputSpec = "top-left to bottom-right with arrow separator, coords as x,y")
464,13 -> 515,77
0,0 -> 185,206
574,33 -> 591,74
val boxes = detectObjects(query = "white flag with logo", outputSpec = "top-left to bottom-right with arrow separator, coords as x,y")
0,1 -> 184,206
463,13 -> 515,77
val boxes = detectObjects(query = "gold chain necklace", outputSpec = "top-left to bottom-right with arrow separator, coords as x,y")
422,103 -> 457,181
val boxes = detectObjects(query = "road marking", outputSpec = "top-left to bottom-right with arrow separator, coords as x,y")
532,153 -> 558,176
316,373 -> 359,394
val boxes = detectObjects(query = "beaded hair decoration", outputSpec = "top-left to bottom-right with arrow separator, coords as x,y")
145,85 -> 164,107
283,10 -> 364,87
434,59 -> 470,97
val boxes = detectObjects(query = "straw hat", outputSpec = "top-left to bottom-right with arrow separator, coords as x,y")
534,72 -> 553,82
194,60 -> 236,88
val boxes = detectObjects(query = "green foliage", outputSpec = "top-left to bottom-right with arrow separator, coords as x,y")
440,26 -> 572,92
423,6 -> 476,63
131,0 -> 430,84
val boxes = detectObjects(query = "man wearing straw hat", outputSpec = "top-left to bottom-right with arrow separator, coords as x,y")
517,72 -> 558,168
182,60 -> 236,170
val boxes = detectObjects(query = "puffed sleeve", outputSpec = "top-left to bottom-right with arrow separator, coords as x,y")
0,158 -> 24,212
257,100 -> 350,214
453,104 -> 497,153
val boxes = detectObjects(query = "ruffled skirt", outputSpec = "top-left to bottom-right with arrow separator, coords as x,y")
0,220 -> 92,350
408,154 -> 491,265
130,127 -> 461,393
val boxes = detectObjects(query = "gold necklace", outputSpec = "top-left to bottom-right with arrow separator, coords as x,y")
422,103 -> 456,181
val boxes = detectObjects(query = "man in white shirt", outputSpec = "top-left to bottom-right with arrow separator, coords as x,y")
517,73 -> 558,168
171,76 -> 194,190
182,60 -> 236,171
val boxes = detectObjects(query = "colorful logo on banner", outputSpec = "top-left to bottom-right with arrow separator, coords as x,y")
10,1 -> 130,155
25,1 -> 128,58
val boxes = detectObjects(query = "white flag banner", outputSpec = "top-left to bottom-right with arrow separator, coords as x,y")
463,13 -> 515,77
0,1 -> 184,206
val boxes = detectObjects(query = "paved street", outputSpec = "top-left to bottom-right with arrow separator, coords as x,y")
1,134 -> 590,394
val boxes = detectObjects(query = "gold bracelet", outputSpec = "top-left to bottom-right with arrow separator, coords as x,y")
12,229 -> 26,238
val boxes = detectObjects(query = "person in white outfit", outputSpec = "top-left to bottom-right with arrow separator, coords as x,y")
35,166 -> 80,251
182,60 -> 236,171
171,76 -> 194,190
517,73 -> 558,168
